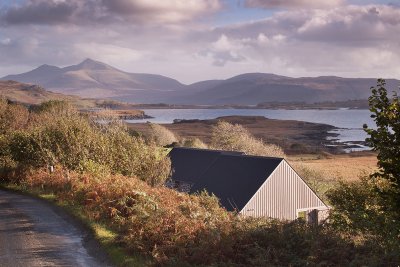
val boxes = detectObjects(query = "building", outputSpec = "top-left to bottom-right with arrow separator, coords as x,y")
167,147 -> 329,223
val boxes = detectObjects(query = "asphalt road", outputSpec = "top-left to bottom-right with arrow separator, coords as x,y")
0,189 -> 109,267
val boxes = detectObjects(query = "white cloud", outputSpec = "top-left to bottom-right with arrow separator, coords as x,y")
196,4 -> 400,78
201,34 -> 247,66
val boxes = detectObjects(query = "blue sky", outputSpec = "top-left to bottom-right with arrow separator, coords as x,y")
0,0 -> 399,83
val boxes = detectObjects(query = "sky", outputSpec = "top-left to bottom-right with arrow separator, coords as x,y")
0,0 -> 399,84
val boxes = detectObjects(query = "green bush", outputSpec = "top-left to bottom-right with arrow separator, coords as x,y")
327,178 -> 400,261
6,100 -> 171,186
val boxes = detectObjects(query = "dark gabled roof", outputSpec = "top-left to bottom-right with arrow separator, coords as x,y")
168,147 -> 283,211
168,147 -> 244,184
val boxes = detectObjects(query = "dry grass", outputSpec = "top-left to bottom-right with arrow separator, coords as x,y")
6,167 -> 374,266
290,153 -> 378,182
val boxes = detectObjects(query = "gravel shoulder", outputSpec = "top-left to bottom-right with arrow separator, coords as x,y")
0,189 -> 110,267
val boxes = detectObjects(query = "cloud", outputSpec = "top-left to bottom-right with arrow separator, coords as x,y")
0,2 -> 400,83
245,0 -> 345,9
195,4 -> 400,78
0,0 -> 222,26
201,34 -> 247,66
101,0 -> 221,23
1,0 -> 79,25
75,42 -> 145,63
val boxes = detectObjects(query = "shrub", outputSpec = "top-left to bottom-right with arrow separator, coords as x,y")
7,100 -> 171,187
326,178 -> 400,262
10,167 -> 393,266
149,123 -> 178,146
181,137 -> 208,149
211,121 -> 285,158
0,99 -> 29,134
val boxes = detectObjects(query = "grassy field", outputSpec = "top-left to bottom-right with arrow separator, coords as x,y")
290,152 -> 378,182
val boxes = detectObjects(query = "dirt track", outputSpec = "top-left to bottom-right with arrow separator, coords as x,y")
0,189 -> 109,267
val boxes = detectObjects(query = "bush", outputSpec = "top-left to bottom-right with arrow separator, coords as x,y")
0,99 -> 29,134
0,99 -> 30,178
180,137 -> 208,149
6,100 -> 171,186
149,123 -> 178,146
211,121 -> 285,158
10,167 -> 393,266
327,178 -> 400,259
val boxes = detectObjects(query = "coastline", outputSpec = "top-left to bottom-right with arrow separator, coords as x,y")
126,115 -> 353,154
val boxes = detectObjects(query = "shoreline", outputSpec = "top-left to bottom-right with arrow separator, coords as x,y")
126,115 -> 363,154
126,101 -> 370,110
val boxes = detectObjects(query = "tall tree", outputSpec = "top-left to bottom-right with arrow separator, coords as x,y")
363,79 -> 400,213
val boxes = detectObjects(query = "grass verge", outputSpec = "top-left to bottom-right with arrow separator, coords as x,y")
0,182 -> 150,267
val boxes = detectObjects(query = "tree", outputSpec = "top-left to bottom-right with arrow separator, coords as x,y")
363,78 -> 400,214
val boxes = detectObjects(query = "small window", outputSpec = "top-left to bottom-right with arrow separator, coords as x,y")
297,211 -> 307,220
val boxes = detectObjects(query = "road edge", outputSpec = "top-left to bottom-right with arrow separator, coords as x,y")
0,184 -> 148,267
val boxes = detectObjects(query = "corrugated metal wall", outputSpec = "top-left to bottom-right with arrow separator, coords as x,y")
240,160 -> 326,220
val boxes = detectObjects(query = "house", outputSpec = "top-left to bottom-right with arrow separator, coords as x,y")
167,147 -> 329,223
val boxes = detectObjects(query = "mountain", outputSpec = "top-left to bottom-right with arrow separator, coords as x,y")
2,59 -> 184,102
3,60 -> 399,105
170,74 -> 400,105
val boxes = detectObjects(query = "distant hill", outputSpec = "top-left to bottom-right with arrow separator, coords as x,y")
0,80 -> 145,114
0,80 -> 94,106
174,74 -> 400,105
2,59 -> 184,101
3,60 -> 399,105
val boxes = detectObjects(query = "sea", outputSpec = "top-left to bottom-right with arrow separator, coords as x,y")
127,108 -> 374,152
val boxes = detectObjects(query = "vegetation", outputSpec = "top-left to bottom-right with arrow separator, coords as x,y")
1,100 -> 170,186
147,122 -> 209,149
211,121 -> 285,158
181,137 -> 208,149
327,79 -> 400,263
0,85 -> 399,266
148,123 -> 179,147
363,78 -> 400,215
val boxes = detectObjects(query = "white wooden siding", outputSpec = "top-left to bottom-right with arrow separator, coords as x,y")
240,160 -> 327,220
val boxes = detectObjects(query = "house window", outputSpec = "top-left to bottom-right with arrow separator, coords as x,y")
297,211 -> 307,220
297,209 -> 319,226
